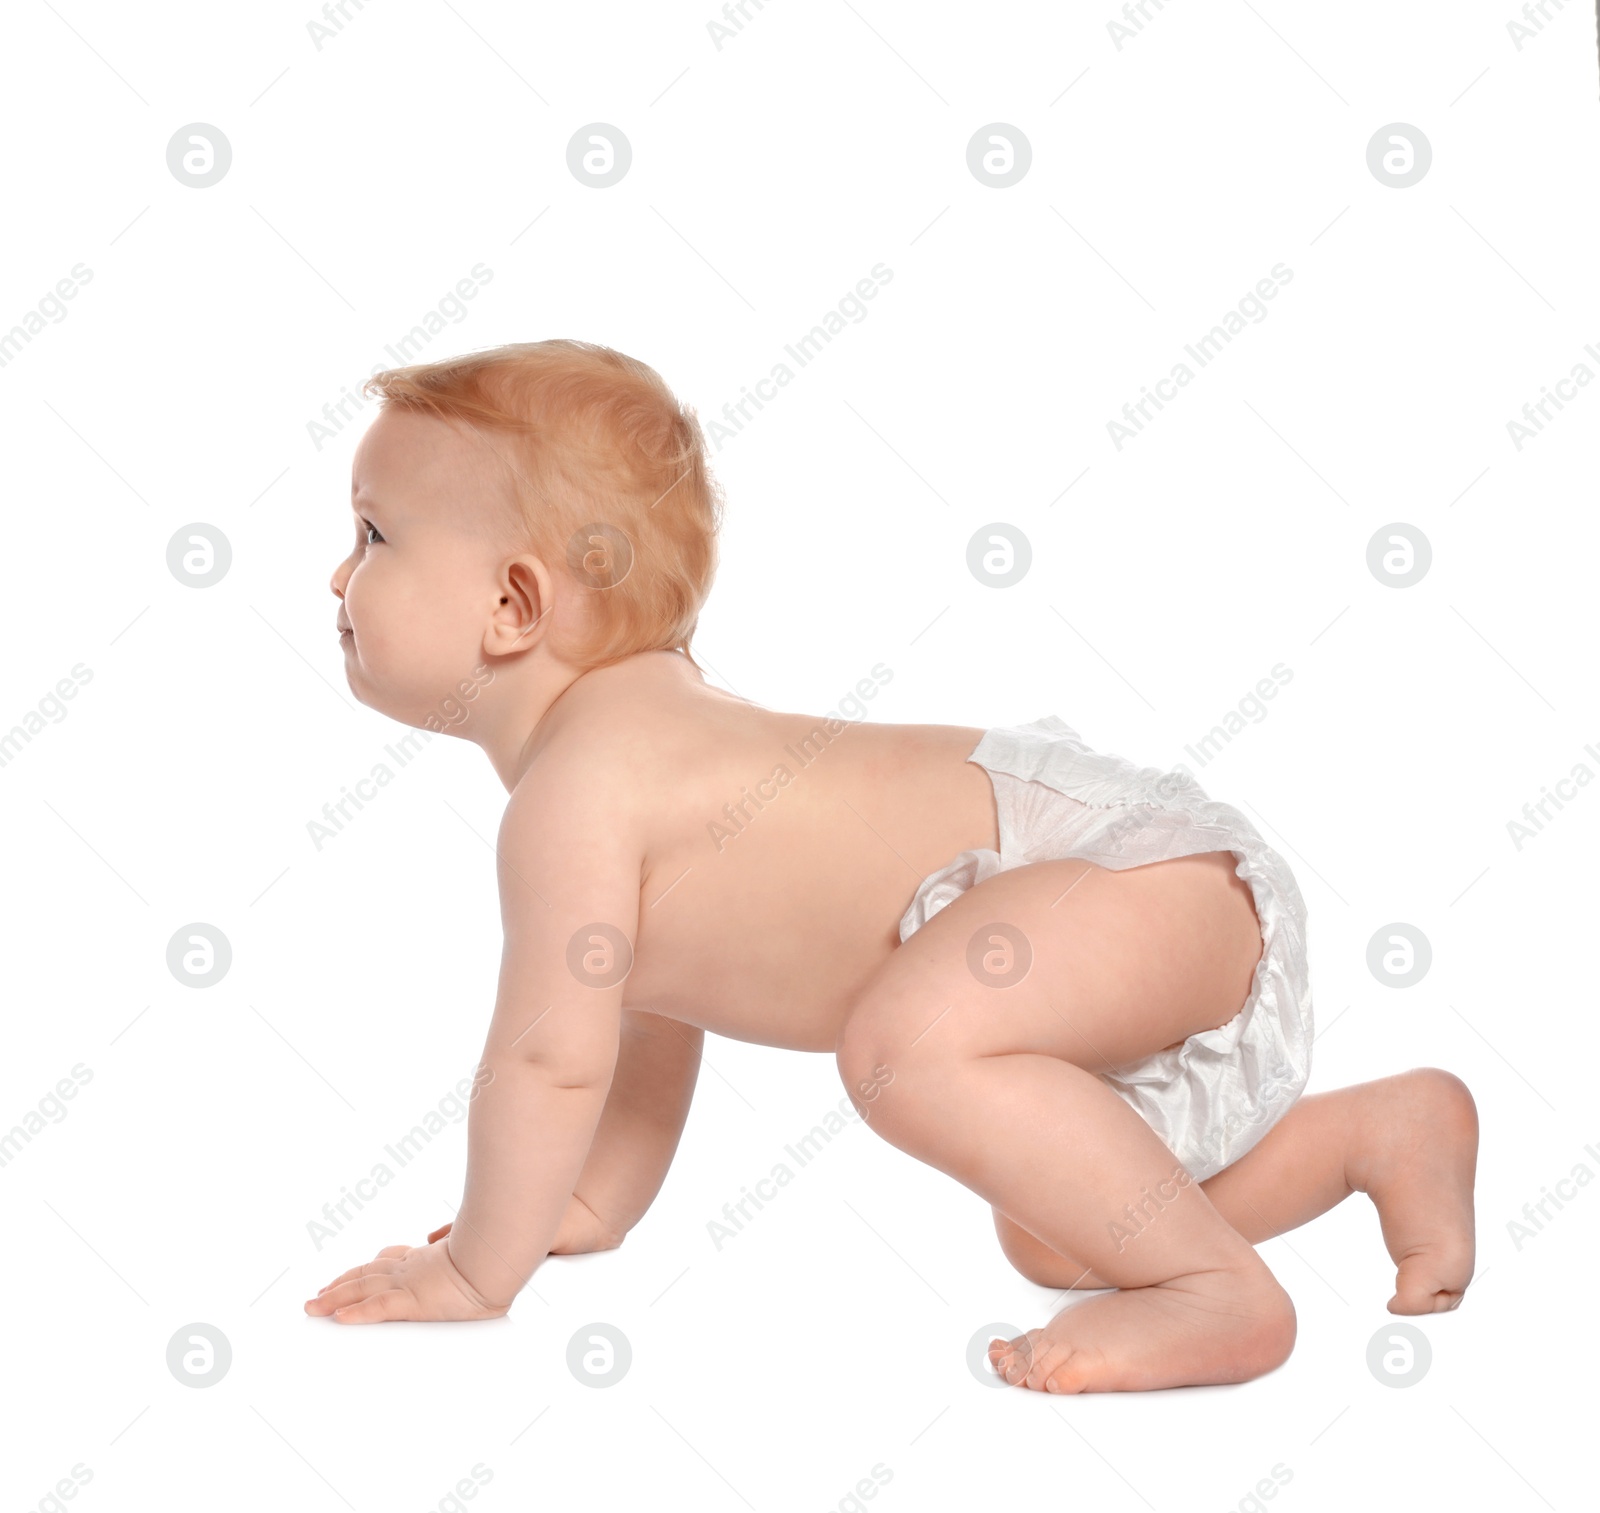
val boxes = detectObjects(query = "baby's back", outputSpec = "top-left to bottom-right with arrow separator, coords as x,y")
531,651 -> 999,1052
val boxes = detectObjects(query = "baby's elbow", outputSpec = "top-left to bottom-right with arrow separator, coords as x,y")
546,1072 -> 612,1093
488,1024 -> 619,1089
516,1048 -> 617,1092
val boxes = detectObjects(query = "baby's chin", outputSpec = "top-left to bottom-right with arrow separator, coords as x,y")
338,656 -> 395,719
348,672 -> 485,738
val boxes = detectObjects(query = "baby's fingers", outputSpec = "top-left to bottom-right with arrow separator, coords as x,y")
305,1272 -> 399,1317
330,1288 -> 413,1325
313,1255 -> 401,1297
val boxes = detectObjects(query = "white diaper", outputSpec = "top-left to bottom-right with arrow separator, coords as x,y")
898,715 -> 1313,1182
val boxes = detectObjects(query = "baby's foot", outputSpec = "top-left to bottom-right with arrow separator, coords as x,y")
987,1259 -> 1295,1394
1350,1068 -> 1479,1314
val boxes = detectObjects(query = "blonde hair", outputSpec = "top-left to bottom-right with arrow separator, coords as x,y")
362,339 -> 723,672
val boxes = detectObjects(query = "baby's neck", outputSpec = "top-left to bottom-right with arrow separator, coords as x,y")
475,648 -> 701,793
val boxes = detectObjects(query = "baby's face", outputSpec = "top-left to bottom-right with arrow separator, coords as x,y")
331,407 -> 518,729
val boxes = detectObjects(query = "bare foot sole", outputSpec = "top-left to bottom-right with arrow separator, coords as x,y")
987,1261 -> 1296,1394
1353,1068 -> 1479,1314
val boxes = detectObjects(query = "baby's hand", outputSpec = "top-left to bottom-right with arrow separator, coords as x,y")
303,1239 -> 509,1324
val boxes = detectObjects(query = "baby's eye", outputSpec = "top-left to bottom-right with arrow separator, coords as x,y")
363,520 -> 384,545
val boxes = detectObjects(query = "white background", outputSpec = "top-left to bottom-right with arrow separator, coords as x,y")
2,2 -> 1596,1509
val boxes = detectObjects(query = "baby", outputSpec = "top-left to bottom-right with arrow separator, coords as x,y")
304,339 -> 1479,1395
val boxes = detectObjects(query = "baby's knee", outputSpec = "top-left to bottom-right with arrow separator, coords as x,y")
994,1208 -> 1072,1287
836,991 -> 899,1084
834,1020 -> 896,1119
836,967 -> 977,1139
1398,1066 -> 1479,1133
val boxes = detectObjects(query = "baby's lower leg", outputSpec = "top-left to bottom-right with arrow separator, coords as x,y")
874,1049 -> 1298,1392
1204,1069 -> 1477,1311
1201,1087 -> 1372,1240
993,1087 -> 1369,1288
997,1068 -> 1478,1316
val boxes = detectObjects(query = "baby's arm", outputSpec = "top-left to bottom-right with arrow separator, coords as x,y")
445,776 -> 640,1304
559,1010 -> 704,1250
426,1011 -> 702,1255
306,765 -> 640,1323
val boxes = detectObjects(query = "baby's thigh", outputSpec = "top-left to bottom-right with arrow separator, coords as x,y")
837,852 -> 1262,1084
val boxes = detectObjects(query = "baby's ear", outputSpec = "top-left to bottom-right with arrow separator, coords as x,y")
485,555 -> 552,656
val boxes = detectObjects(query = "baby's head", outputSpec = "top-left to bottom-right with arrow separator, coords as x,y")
330,339 -> 723,732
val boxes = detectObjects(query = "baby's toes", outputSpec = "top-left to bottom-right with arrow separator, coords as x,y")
1388,1281 -> 1464,1315
989,1331 -> 1040,1385
1024,1334 -> 1088,1394
1388,1248 -> 1473,1316
1039,1347 -> 1092,1394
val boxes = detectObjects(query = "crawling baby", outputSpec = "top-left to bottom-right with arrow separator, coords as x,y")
305,339 -> 1479,1394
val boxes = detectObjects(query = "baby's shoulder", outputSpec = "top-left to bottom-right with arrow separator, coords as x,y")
501,654 -> 705,844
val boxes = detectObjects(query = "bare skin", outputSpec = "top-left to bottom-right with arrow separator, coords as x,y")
986,1068 -> 1479,1391
303,406 -> 1479,1393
